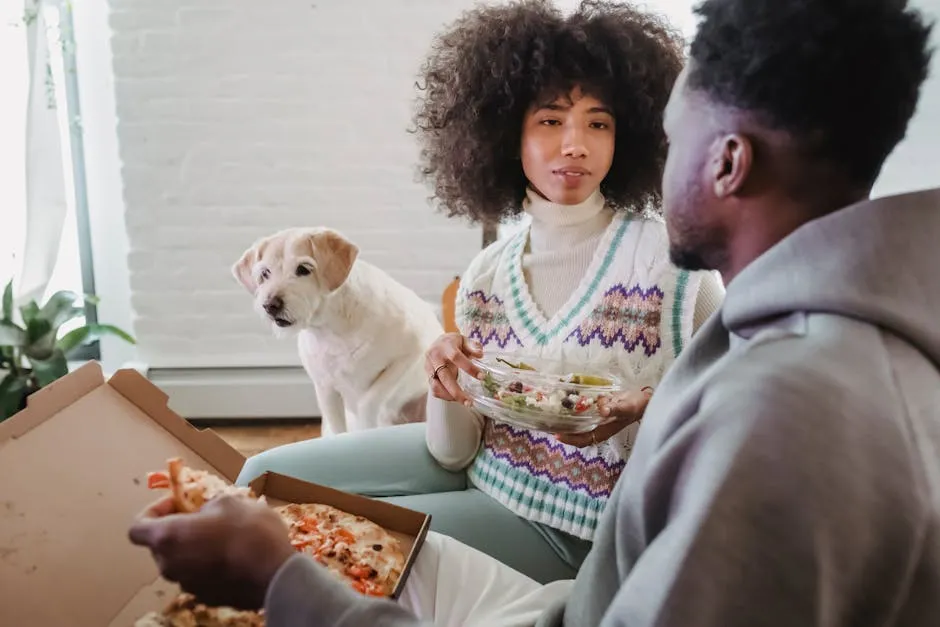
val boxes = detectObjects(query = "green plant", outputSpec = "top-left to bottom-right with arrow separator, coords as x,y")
0,278 -> 135,421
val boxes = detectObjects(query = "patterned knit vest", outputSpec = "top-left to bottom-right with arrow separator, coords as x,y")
458,212 -> 703,540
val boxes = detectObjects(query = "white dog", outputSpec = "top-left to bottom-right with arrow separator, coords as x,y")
232,227 -> 444,436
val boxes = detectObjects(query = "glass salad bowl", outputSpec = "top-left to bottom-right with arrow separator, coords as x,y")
458,354 -> 623,434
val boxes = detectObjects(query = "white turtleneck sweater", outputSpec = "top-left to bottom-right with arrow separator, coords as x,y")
426,188 -> 724,471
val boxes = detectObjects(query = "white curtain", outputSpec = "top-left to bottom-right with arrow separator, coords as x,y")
14,0 -> 68,306
0,1 -> 27,287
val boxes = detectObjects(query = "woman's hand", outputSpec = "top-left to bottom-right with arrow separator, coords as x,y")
425,332 -> 484,406
555,387 -> 653,448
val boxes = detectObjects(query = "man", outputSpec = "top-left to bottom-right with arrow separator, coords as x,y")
129,0 -> 940,625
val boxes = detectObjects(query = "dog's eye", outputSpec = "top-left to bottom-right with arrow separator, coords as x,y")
296,265 -> 312,277
259,268 -> 270,283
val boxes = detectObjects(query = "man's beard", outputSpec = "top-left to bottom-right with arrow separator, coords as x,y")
664,175 -> 729,272
667,217 -> 727,273
669,245 -> 710,271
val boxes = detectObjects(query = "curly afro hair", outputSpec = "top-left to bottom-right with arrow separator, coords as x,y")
413,0 -> 685,224
687,0 -> 935,187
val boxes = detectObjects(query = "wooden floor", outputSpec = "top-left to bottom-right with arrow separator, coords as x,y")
208,421 -> 322,457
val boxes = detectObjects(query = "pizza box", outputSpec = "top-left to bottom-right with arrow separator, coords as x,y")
0,361 -> 431,627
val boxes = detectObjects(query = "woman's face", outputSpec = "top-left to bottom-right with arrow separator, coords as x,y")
520,87 -> 616,205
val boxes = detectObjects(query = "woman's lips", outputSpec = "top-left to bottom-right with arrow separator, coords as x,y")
554,167 -> 590,187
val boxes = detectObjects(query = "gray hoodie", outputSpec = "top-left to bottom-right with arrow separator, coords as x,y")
265,188 -> 940,627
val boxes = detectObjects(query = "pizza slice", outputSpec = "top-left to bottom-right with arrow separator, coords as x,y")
134,593 -> 265,627
146,457 -> 257,513
277,503 -> 406,597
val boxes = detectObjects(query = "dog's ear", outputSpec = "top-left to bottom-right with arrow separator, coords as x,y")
308,229 -> 359,292
232,246 -> 260,294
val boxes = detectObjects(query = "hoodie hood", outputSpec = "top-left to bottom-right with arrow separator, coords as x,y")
722,187 -> 940,366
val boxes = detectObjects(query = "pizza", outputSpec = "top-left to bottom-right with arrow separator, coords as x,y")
146,457 -> 258,513
277,502 -> 405,597
134,593 -> 264,627
138,460 -> 408,625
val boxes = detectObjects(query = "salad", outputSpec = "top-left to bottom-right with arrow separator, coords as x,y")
480,358 -> 615,416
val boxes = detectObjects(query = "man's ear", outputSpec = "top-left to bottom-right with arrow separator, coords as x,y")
232,246 -> 260,295
711,133 -> 753,198
308,229 -> 359,292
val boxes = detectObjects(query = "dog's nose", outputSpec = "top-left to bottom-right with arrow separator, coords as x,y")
263,296 -> 284,316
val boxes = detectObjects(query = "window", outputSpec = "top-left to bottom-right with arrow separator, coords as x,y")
44,1 -> 99,360
3,0 -> 98,361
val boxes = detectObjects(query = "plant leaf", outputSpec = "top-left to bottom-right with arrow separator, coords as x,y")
53,305 -> 86,330
56,323 -> 136,357
25,316 -> 54,359
0,372 -> 29,421
19,301 -> 39,326
90,323 -> 136,345
2,280 -> 13,322
56,326 -> 91,355
40,290 -> 82,329
0,320 -> 27,347
28,349 -> 69,387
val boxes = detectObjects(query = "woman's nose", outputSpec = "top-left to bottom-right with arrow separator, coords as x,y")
561,126 -> 588,158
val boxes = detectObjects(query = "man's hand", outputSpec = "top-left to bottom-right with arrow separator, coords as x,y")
128,495 -> 295,610
556,388 -> 653,447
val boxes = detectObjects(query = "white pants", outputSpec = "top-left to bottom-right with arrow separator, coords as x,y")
398,531 -> 575,627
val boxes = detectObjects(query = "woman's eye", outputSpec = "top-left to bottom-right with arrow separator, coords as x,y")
296,265 -> 311,277
540,119 -> 561,126
259,268 -> 270,282
590,121 -> 610,130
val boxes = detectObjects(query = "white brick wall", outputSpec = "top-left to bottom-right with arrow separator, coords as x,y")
103,0 -> 940,373
108,0 -> 498,368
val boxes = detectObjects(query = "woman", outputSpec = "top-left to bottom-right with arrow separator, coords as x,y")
237,0 -> 724,583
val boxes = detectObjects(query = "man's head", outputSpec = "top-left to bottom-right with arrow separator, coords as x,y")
662,0 -> 934,276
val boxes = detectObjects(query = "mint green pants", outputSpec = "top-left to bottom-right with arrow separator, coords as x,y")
235,423 -> 590,584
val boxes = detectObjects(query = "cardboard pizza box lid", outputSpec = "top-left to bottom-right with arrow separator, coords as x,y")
0,362 -> 431,627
